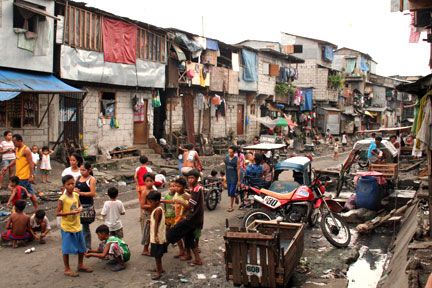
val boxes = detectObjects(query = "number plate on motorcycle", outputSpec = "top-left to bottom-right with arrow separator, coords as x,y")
246,264 -> 262,277
263,196 -> 281,208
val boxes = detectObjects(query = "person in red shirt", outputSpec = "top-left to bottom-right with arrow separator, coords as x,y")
134,156 -> 153,201
7,176 -> 31,209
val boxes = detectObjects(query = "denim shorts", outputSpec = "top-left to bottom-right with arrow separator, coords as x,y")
19,179 -> 35,195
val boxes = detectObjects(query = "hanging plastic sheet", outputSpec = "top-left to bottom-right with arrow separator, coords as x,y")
102,18 -> 137,64
175,32 -> 202,53
242,49 -> 258,82
301,88 -> 313,111
206,39 -> 219,51
172,44 -> 186,61
346,58 -> 356,74
323,46 -> 334,62
360,57 -> 369,72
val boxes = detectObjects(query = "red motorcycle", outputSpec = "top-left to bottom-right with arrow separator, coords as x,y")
242,173 -> 351,248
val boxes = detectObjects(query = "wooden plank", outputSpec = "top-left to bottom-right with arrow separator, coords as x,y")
250,244 -> 260,287
72,7 -> 76,46
268,246 -> 276,287
89,11 -> 92,50
225,232 -> 274,240
239,242 -> 249,285
231,242 -> 242,285
259,244 -> 269,287
83,11 -> 87,48
144,29 -> 147,60
224,240 -> 231,281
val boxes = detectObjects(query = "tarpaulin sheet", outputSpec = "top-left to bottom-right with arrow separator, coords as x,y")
346,58 -> 356,74
242,49 -> 257,82
323,46 -> 334,62
360,57 -> 369,72
301,88 -> 313,111
102,18 -> 137,64
0,68 -> 83,101
206,38 -> 219,51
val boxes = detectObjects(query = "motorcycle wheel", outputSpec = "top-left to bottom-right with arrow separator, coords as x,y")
320,212 -> 351,248
242,208 -> 275,229
358,158 -> 369,168
206,189 -> 219,211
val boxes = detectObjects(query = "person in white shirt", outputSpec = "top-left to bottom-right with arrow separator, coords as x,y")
29,209 -> 51,244
0,130 -> 16,188
101,187 -> 126,238
61,153 -> 83,181
154,170 -> 167,188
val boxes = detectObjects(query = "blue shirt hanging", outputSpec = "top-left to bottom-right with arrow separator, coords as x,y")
301,88 -> 313,112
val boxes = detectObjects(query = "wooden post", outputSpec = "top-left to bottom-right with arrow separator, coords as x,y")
169,98 -> 173,145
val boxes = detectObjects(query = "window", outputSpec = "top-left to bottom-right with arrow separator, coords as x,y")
100,92 -> 116,118
0,93 -> 38,128
137,28 -> 166,63
65,6 -> 102,51
13,1 -> 46,35
263,62 -> 270,75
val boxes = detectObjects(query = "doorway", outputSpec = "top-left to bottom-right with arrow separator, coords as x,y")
59,96 -> 81,145
133,99 -> 149,144
237,104 -> 245,135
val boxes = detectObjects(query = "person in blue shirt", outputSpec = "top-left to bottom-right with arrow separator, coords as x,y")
367,136 -> 383,163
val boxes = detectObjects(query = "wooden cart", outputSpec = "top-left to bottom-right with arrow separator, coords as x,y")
224,221 -> 304,288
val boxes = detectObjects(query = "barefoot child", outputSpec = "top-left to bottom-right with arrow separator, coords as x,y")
85,224 -> 130,272
148,191 -> 167,280
29,209 -> 51,244
6,176 -> 31,209
140,173 -> 157,256
134,155 -> 152,201
333,138 -> 340,161
172,177 -> 190,258
1,200 -> 32,248
57,175 -> 92,277
167,169 -> 203,266
39,146 -> 53,183
162,182 -> 176,229
101,187 -> 126,238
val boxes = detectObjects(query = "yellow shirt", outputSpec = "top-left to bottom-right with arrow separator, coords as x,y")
59,192 -> 82,233
15,145 -> 30,180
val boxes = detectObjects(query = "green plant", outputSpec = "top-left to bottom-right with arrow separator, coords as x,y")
275,83 -> 296,96
328,74 -> 345,90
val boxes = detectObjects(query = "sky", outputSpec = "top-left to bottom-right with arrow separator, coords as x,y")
85,0 -> 430,77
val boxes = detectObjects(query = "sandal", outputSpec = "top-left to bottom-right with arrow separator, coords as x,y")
64,270 -> 79,277
180,256 -> 192,261
189,261 -> 203,266
151,273 -> 162,280
77,266 -> 93,273
141,251 -> 151,256
227,208 -> 234,212
174,254 -> 185,259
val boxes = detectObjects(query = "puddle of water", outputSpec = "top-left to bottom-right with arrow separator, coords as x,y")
347,246 -> 387,288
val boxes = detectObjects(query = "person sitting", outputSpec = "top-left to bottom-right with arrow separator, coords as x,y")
367,136 -> 384,164
1,200 -> 32,248
262,156 -> 272,189
85,224 -> 130,272
29,209 -> 51,244
244,153 -> 265,188
6,176 -> 31,209
154,170 -> 167,188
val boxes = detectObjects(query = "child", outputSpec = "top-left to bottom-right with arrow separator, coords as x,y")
162,182 -> 176,229
31,145 -> 40,182
140,172 -> 157,256
333,138 -> 340,161
134,155 -> 153,201
29,209 -> 51,244
341,133 -> 348,151
57,174 -> 92,277
101,187 -> 126,238
166,169 -> 203,266
6,176 -> 31,209
1,200 -> 32,248
0,130 -> 16,189
85,224 -> 130,272
39,146 -> 54,183
148,190 -> 167,280
220,171 -> 227,190
172,177 -> 190,258
154,170 -> 167,188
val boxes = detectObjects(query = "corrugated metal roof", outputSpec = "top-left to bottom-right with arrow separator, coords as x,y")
0,69 -> 83,101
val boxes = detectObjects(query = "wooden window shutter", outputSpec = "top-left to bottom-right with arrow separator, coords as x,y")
269,64 -> 280,77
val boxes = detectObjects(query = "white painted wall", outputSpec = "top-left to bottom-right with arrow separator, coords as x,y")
0,0 -> 54,73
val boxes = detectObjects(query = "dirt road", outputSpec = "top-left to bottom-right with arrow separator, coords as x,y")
0,152 -> 351,288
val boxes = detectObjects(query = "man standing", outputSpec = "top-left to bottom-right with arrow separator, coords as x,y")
367,136 -> 383,164
2,134 -> 38,209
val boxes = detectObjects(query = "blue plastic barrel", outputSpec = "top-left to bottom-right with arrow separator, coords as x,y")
356,176 -> 380,211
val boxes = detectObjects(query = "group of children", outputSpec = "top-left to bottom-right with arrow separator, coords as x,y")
30,145 -> 54,183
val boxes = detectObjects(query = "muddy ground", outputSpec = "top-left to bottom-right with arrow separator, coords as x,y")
0,142 -> 400,288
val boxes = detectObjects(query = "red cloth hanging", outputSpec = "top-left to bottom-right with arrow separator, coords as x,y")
102,18 -> 137,64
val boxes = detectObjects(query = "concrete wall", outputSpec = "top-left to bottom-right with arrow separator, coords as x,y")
82,87 -> 153,150
239,67 -> 258,92
257,53 -> 277,96
0,0 -> 54,73
371,85 -> 387,107
240,40 -> 280,52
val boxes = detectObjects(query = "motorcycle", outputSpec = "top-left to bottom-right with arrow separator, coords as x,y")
242,173 -> 351,248
202,178 -> 222,211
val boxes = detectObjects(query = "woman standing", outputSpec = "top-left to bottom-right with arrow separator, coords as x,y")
224,146 -> 240,212
61,153 -> 83,181
75,162 -> 96,249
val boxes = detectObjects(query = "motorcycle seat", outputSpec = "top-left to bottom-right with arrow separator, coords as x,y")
260,188 -> 295,200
